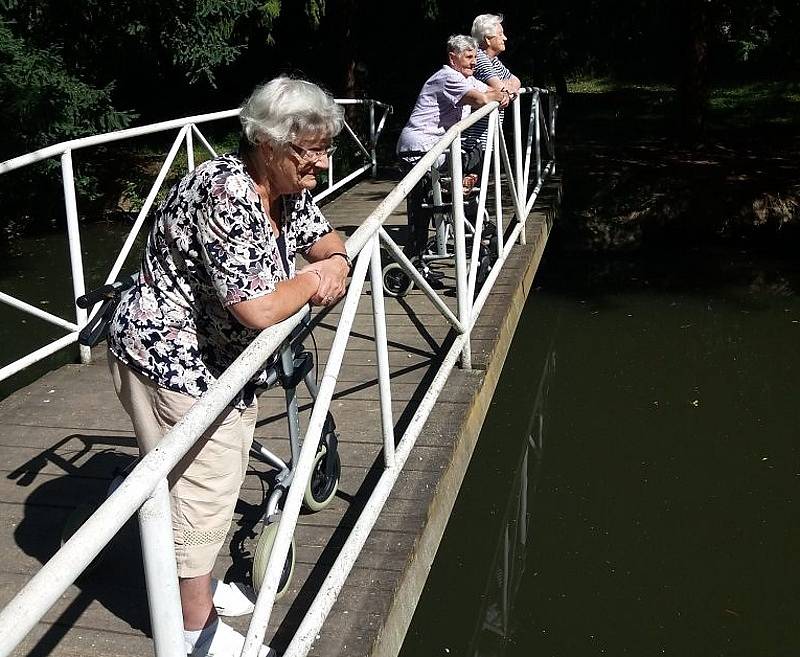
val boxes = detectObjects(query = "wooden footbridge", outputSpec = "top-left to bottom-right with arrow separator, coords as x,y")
0,92 -> 560,657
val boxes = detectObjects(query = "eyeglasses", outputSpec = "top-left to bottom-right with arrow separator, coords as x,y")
289,142 -> 337,163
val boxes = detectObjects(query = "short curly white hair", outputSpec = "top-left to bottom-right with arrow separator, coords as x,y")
471,14 -> 504,45
447,34 -> 478,55
239,77 -> 343,148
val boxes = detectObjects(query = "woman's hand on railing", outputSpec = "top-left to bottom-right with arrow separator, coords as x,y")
487,88 -> 511,108
299,257 -> 348,307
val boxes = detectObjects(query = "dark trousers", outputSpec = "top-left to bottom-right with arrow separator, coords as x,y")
403,169 -> 432,259
398,143 -> 483,259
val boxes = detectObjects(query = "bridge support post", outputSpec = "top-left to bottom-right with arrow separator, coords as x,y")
185,125 -> 195,171
369,101 -> 377,178
139,479 -> 184,657
61,150 -> 91,364
369,234 -> 395,467
512,96 -> 526,246
450,137 -> 471,370
535,92 -> 542,186
550,95 -> 559,175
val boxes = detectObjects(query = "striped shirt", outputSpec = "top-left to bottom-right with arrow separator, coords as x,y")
463,50 -> 514,150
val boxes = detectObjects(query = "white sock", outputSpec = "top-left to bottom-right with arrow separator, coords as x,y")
184,618 -> 218,654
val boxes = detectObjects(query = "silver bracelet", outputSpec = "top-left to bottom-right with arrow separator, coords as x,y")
300,269 -> 322,288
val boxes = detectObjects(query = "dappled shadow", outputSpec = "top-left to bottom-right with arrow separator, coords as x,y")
535,244 -> 800,312
557,86 -> 800,252
7,433 -> 150,655
267,339 -> 448,653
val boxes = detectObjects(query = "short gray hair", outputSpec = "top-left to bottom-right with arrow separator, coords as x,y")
447,34 -> 478,56
471,14 -> 504,45
239,77 -> 344,148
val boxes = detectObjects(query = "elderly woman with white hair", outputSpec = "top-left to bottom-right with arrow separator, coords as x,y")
464,13 -> 522,151
396,34 -> 508,278
107,77 -> 350,657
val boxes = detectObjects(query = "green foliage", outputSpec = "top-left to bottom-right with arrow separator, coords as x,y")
0,0 -> 324,244
420,0 -> 439,20
709,81 -> 800,127
715,0 -> 793,66
259,0 -> 282,45
0,19 -> 137,246
305,0 -> 325,26
160,0 -> 327,82
567,77 -> 617,94
0,22 -> 134,155
163,0 -> 276,84
0,1 -> 317,93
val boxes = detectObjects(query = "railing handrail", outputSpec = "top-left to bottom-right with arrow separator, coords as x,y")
0,97 -> 393,384
0,98 -> 386,175
0,88 -> 558,657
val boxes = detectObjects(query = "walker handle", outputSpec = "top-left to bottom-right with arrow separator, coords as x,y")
76,275 -> 136,309
76,274 -> 137,346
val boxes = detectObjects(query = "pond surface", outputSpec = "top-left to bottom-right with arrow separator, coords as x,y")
0,220 -> 142,400
399,246 -> 800,657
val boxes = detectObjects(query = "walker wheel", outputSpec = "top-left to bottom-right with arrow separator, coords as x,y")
252,520 -> 295,598
382,262 -> 414,298
303,446 -> 341,512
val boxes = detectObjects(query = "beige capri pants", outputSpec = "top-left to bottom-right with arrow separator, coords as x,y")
109,354 -> 257,578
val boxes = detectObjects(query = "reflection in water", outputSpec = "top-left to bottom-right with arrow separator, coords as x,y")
467,350 -> 554,657
403,248 -> 800,657
399,320 -> 559,657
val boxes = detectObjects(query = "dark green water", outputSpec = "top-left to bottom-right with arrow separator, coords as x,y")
400,247 -> 800,657
0,221 -> 143,400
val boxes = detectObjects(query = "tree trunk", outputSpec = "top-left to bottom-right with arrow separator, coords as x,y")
678,0 -> 710,143
550,40 -> 569,101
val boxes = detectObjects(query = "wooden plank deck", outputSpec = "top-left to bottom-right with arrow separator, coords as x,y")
0,175 -> 560,657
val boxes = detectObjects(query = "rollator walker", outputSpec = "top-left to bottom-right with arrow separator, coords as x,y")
62,277 -> 340,598
382,160 -> 498,298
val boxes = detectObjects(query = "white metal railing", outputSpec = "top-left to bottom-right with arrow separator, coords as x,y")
0,88 -> 557,657
0,98 -> 392,382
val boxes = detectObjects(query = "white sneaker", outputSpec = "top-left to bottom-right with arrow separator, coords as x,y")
190,620 -> 274,657
212,579 -> 256,617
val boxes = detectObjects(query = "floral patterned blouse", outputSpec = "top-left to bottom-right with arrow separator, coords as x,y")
108,153 -> 332,408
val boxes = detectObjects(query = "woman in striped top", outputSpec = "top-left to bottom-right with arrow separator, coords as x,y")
464,13 -> 522,151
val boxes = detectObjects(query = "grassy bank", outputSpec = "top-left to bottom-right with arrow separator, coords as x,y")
556,78 -> 800,251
